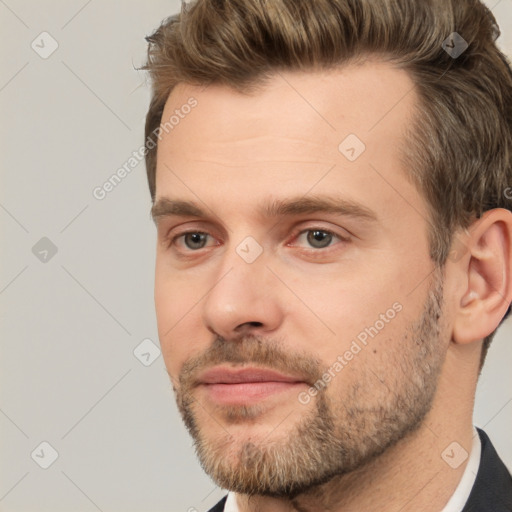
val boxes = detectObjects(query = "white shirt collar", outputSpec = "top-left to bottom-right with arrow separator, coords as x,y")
224,490 -> 239,512
224,428 -> 482,512
440,427 -> 481,512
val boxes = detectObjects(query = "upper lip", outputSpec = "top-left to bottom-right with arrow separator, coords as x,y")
197,366 -> 304,385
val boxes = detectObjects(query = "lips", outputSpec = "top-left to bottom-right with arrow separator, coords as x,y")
196,366 -> 306,405
197,366 -> 304,385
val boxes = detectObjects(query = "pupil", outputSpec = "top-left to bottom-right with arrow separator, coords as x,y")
186,233 -> 205,249
308,230 -> 331,248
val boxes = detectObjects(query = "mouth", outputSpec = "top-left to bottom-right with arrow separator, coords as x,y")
196,366 -> 307,405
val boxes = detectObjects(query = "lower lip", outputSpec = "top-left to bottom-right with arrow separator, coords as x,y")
201,381 -> 304,405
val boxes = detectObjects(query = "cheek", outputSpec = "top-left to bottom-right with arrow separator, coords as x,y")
156,312 -> 201,382
154,257 -> 201,331
284,267 -> 415,372
320,319 -> 412,400
289,268 -> 402,330
154,268 -> 203,378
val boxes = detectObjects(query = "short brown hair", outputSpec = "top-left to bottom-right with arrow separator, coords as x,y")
141,0 -> 512,368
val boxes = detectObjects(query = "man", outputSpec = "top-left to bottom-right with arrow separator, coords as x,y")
142,0 -> 512,510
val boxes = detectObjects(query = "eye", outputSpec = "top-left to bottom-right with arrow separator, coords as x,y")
294,228 -> 346,250
172,231 -> 212,251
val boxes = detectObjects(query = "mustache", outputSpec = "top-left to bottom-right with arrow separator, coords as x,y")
178,334 -> 324,390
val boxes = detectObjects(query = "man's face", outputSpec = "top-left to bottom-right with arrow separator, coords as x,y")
153,61 -> 452,496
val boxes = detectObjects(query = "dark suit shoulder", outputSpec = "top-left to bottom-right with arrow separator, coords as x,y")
207,495 -> 228,512
462,428 -> 512,511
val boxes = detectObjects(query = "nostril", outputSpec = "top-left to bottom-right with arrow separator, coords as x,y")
237,321 -> 263,330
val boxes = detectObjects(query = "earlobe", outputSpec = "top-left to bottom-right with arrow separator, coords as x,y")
452,209 -> 512,346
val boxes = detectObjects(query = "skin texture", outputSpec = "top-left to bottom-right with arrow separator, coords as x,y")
152,60 -> 512,511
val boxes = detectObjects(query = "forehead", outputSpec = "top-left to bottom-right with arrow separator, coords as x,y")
154,60 -> 424,224
157,60 -> 417,174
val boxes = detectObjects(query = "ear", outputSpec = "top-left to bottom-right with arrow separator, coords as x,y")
452,208 -> 512,345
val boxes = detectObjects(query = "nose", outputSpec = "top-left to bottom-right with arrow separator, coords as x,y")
201,246 -> 285,341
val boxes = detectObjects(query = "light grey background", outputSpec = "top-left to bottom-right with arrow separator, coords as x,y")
1,1 -> 511,511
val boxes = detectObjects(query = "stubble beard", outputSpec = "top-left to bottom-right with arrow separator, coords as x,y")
174,272 -> 446,498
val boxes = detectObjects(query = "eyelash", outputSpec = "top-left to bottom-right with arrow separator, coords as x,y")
166,227 -> 349,255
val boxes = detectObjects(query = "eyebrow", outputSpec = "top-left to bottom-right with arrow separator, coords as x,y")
151,195 -> 378,224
